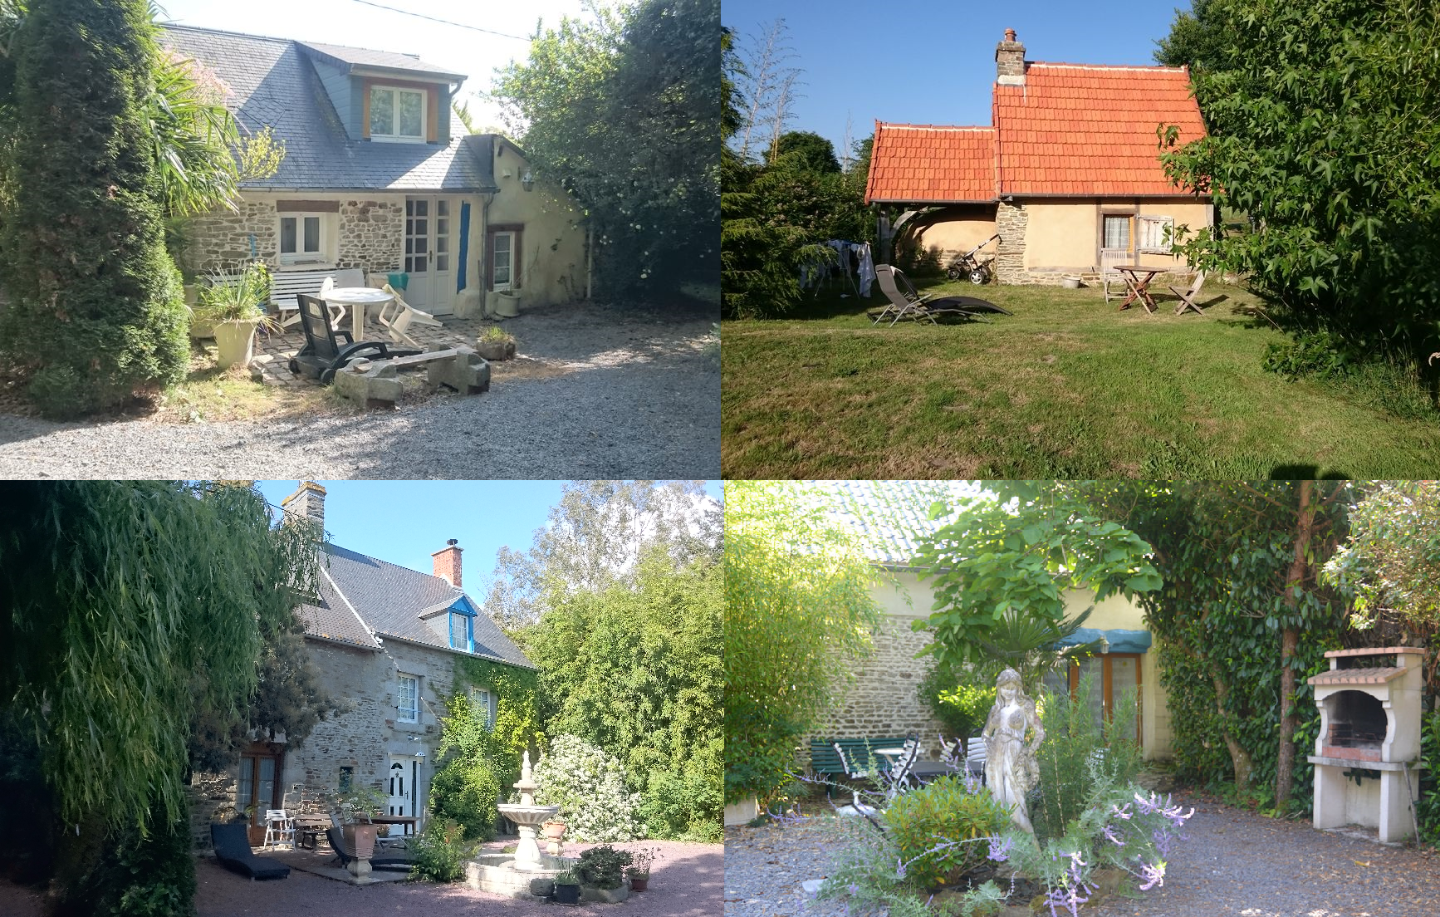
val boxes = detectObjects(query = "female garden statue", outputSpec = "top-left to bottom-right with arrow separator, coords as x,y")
982,667 -> 1044,834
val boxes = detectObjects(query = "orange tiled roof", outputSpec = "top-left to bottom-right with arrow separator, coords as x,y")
995,63 -> 1205,196
865,61 -> 1208,203
864,123 -> 996,204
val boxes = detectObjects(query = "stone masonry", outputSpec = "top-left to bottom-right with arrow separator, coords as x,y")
806,616 -> 947,765
994,200 -> 1029,285
338,199 -> 404,273
186,200 -> 278,273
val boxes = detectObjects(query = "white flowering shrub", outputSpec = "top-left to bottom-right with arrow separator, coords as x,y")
533,734 -> 645,841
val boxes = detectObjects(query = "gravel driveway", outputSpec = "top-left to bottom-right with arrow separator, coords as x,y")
0,301 -> 718,479
725,796 -> 1440,917
0,839 -> 721,917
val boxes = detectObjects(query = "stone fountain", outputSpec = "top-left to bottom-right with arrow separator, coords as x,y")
467,751 -> 576,899
496,751 -> 559,870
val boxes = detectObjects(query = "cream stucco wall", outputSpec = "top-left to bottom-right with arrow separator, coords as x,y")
907,205 -> 1000,265
870,571 -> 1172,760
481,141 -> 588,308
1019,198 -> 1213,272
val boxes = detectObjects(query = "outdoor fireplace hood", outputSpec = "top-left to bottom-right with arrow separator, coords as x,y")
1307,646 -> 1426,844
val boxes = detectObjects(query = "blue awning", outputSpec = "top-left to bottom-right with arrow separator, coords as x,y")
1056,628 -> 1152,655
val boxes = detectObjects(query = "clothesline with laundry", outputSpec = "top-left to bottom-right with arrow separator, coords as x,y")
800,239 -> 876,298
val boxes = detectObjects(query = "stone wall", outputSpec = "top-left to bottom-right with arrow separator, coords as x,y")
185,200 -> 278,274
338,199 -> 404,273
994,200 -> 1028,284
807,615 -> 947,763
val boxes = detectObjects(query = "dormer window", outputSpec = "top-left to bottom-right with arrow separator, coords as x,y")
370,85 -> 426,142
448,610 -> 474,653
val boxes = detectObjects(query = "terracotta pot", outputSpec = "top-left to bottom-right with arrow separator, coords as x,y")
214,318 -> 259,369
542,822 -> 567,840
343,823 -> 378,860
629,876 -> 649,892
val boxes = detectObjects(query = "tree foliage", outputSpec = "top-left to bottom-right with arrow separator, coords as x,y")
429,693 -> 506,841
776,130 -> 840,174
520,551 -> 722,839
1158,0 -> 1440,363
1323,480 -> 1440,635
491,0 -> 718,299
724,481 -> 882,803
909,486 -> 1160,674
484,480 -> 720,629
1152,0 -> 1241,73
0,0 -> 188,417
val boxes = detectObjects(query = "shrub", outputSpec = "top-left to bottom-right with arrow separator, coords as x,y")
1030,674 -> 1142,842
815,817 -> 936,917
1418,709 -> 1440,848
534,734 -> 644,842
0,0 -> 188,417
576,844 -> 633,890
409,818 -> 476,883
638,767 -> 723,842
883,776 -> 1010,889
918,665 -> 995,744
430,694 -> 504,840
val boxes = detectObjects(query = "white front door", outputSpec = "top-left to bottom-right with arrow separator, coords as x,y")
387,754 -> 421,833
404,197 -> 456,315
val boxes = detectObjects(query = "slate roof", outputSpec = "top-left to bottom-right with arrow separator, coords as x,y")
160,25 -> 498,193
865,58 -> 1207,203
864,125 -> 995,204
807,481 -> 985,566
298,543 -> 534,669
300,41 -> 466,81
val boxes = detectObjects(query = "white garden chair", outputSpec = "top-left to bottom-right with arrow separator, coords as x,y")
379,283 -> 443,348
262,809 -> 295,849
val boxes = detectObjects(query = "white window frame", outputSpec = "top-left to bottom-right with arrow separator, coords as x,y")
448,611 -> 474,653
470,687 -> 493,727
1137,216 -> 1176,254
491,231 -> 515,291
369,85 -> 427,143
278,212 -> 330,266
397,674 -> 419,723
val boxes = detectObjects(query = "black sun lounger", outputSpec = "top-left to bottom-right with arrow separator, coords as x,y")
211,823 -> 291,880
326,826 -> 417,871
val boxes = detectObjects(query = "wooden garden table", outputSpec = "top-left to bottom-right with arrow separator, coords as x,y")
1114,265 -> 1163,313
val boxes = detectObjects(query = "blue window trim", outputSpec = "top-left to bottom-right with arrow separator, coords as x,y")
448,605 -> 476,654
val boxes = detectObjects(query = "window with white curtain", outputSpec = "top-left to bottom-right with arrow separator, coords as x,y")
1102,214 -> 1131,252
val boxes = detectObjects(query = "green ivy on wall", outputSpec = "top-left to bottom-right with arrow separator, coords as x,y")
452,656 -> 545,767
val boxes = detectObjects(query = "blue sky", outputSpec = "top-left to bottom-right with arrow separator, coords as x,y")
253,480 -> 722,585
156,0 -> 593,131
723,0 -> 1189,159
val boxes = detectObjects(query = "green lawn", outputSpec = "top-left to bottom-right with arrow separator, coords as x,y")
721,279 -> 1440,478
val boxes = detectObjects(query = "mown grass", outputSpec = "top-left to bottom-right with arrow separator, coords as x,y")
721,278 -> 1440,478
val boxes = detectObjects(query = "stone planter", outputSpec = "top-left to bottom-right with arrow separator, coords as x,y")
476,340 -> 515,361
488,290 -> 522,318
580,884 -> 630,904
343,823 -> 378,860
214,318 -> 259,369
629,875 -> 649,892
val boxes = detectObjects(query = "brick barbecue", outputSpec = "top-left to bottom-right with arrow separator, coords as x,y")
1306,646 -> 1426,843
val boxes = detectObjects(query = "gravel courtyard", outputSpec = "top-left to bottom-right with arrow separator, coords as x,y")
725,793 -> 1440,917
0,838 -> 721,917
0,301 -> 718,478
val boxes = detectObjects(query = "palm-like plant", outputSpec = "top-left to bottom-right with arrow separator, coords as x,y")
972,606 -> 1102,694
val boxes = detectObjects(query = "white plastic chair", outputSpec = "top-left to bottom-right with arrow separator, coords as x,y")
379,283 -> 442,348
262,809 -> 295,849
1100,249 -> 1130,304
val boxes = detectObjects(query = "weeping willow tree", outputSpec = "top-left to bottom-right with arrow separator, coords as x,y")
0,481 -> 322,915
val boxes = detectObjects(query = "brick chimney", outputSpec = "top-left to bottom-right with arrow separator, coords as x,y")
281,481 -> 326,530
432,539 -> 462,587
996,28 -> 1026,85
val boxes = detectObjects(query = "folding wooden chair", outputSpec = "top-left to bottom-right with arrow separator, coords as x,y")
1170,271 -> 1208,315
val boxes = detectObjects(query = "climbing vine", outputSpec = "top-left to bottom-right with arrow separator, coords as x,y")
453,656 -> 545,767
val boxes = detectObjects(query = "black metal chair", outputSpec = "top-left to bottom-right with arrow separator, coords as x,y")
288,293 -> 420,384
210,822 -> 291,880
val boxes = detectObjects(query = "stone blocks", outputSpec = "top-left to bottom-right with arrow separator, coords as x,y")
334,360 -> 403,410
427,346 -> 491,395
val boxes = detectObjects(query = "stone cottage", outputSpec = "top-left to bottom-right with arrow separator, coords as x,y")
188,481 -> 534,849
864,28 -> 1212,285
810,481 -> 1174,760
161,25 -> 588,317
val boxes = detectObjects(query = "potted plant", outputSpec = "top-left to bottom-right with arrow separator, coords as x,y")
192,262 -> 276,368
553,869 -> 581,905
475,325 -> 516,361
576,844 -> 633,902
625,845 -> 660,892
541,819 -> 567,841
330,784 -> 386,860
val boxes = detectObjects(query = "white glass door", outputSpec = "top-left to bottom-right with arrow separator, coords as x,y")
404,197 -> 456,315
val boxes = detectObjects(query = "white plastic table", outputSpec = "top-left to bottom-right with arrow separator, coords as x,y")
323,287 -> 394,342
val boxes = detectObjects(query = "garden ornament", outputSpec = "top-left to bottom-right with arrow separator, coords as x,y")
982,667 -> 1044,834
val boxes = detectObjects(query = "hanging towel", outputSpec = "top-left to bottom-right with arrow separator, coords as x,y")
855,242 -> 876,298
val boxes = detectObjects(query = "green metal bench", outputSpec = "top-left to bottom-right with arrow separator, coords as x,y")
809,737 -> 909,797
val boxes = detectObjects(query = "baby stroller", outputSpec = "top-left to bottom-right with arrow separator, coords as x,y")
946,232 -> 1001,284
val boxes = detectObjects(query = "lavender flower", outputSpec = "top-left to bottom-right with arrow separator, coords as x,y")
1138,860 -> 1166,891
1152,827 -> 1174,857
1109,802 -> 1133,820
1102,824 -> 1125,847
987,835 -> 1014,862
895,858 -> 906,880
